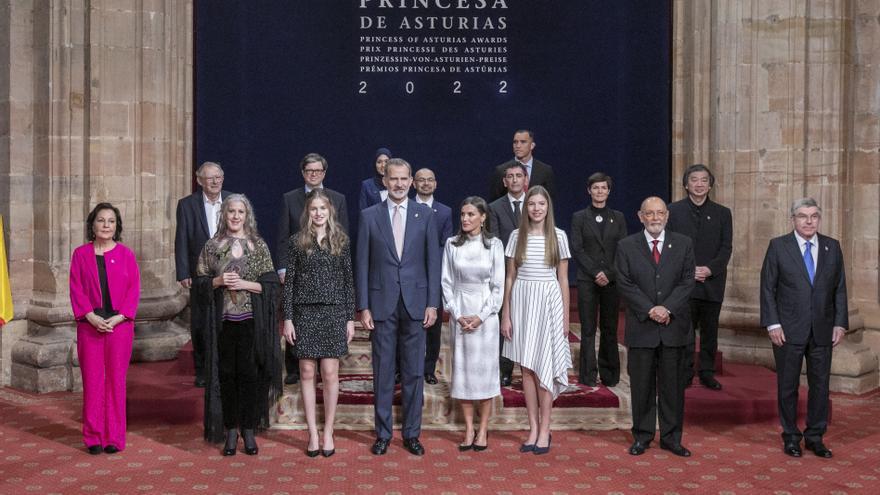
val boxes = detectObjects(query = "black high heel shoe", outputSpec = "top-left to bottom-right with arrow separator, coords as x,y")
223,430 -> 238,456
458,430 -> 475,452
241,429 -> 258,456
533,434 -> 552,455
473,431 -> 489,452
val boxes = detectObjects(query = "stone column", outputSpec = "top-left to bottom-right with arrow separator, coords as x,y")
1,0 -> 194,391
673,0 -> 879,393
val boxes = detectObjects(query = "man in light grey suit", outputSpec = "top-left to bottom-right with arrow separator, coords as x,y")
760,197 -> 848,459
357,158 -> 441,457
488,161 -> 528,386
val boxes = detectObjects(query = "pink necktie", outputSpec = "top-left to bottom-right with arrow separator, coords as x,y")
392,205 -> 404,258
652,240 -> 661,264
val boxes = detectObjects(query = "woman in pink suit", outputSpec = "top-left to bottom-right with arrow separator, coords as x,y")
69,203 -> 140,455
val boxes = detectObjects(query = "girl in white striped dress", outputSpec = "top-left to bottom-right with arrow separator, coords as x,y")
500,186 -> 572,455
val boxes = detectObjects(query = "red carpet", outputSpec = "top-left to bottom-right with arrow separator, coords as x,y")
2,350 -> 878,494
501,377 -> 620,408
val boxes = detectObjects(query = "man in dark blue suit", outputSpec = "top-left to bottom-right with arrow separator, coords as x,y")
174,161 -> 233,387
357,158 -> 441,456
412,167 -> 454,385
760,198 -> 848,459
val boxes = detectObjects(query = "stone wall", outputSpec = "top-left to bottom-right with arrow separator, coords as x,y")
0,0 -> 193,391
673,0 -> 880,392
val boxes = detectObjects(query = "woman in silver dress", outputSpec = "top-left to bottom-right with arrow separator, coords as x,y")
441,197 -> 505,451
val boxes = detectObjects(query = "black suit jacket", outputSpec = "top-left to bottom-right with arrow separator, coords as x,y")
570,206 -> 628,283
489,158 -> 555,202
759,232 -> 848,346
488,195 -> 521,248
174,189 -> 233,280
615,231 -> 695,348
275,187 -> 349,267
666,197 -> 732,302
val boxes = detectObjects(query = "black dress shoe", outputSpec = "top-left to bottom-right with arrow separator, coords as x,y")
371,438 -> 390,455
699,375 -> 722,390
241,429 -> 258,455
805,441 -> 832,458
500,375 -> 512,387
424,373 -> 438,385
321,448 -> 335,458
602,379 -> 619,388
87,445 -> 102,455
519,443 -> 535,453
628,441 -> 649,456
306,448 -> 320,457
660,442 -> 691,457
533,434 -> 552,455
284,374 -> 299,385
783,442 -> 802,457
194,377 -> 206,388
103,445 -> 120,454
403,437 -> 425,456
473,432 -> 489,452
581,378 -> 598,387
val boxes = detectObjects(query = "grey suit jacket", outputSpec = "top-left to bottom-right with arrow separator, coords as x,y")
488,195 -> 520,249
615,231 -> 695,348
275,186 -> 349,267
759,232 -> 848,345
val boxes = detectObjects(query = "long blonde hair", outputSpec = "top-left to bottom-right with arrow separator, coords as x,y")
295,189 -> 348,256
513,186 -> 560,268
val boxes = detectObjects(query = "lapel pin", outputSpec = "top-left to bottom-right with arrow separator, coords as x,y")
595,215 -> 603,223
415,213 -> 419,218
707,216 -> 711,220
825,246 -> 829,251
111,259 -> 116,263
610,218 -> 614,223
667,244 -> 672,249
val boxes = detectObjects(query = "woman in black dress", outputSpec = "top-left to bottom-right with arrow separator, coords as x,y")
282,189 -> 355,457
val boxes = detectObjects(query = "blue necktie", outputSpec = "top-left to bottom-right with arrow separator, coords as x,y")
803,241 -> 815,285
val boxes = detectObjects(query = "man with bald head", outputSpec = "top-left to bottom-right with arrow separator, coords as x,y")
413,168 -> 453,385
615,197 -> 695,457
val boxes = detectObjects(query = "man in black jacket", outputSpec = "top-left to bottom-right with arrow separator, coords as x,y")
276,153 -> 350,385
570,172 -> 627,387
488,129 -> 555,202
666,164 -> 732,390
174,161 -> 233,387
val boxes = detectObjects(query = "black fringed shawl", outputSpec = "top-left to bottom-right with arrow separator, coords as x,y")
193,271 -> 282,443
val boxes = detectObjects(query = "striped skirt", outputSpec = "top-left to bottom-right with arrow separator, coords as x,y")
502,278 -> 573,400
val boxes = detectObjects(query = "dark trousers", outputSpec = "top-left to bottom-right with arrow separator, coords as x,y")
189,287 -> 207,380
685,299 -> 722,380
773,337 -> 832,444
499,302 -> 514,379
218,319 -> 258,430
424,315 -> 442,375
371,296 -> 426,440
577,280 -> 621,385
627,345 -> 686,446
284,341 -> 300,379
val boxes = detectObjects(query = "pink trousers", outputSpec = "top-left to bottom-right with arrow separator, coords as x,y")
77,322 -> 133,450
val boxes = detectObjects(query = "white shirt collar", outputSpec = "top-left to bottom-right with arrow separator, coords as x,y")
203,192 -> 221,205
304,183 -> 323,194
516,156 -> 534,169
643,229 -> 665,247
388,197 -> 409,211
415,195 -> 434,208
507,192 -> 525,205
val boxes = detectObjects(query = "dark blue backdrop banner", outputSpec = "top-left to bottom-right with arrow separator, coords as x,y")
195,0 -> 671,263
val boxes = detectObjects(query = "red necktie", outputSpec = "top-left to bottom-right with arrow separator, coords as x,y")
652,240 -> 660,264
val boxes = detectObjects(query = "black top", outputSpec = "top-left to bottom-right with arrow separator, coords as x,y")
592,205 -> 609,234
95,255 -> 118,319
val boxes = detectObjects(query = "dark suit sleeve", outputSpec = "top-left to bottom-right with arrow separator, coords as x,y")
440,209 -> 453,246
707,206 -> 733,276
276,197 -> 292,269
356,209 -> 370,311
543,165 -> 556,199
759,239 -> 780,328
570,212 -> 598,280
662,239 -> 696,316
615,240 -> 653,322
488,204 -> 501,239
358,182 -> 370,211
426,210 -> 442,308
832,241 -> 849,329
174,199 -> 189,281
336,194 -> 350,235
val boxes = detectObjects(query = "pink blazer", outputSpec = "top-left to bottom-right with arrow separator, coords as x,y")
69,243 -> 141,326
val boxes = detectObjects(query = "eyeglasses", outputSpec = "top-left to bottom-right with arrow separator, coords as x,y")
303,169 -> 326,175
203,175 -> 224,183
641,211 -> 667,219
414,178 -> 435,183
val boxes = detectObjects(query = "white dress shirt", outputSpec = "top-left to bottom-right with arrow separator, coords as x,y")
203,193 -> 222,238
387,197 -> 409,233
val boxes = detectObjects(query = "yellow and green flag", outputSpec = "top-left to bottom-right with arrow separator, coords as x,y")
0,215 -> 13,325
